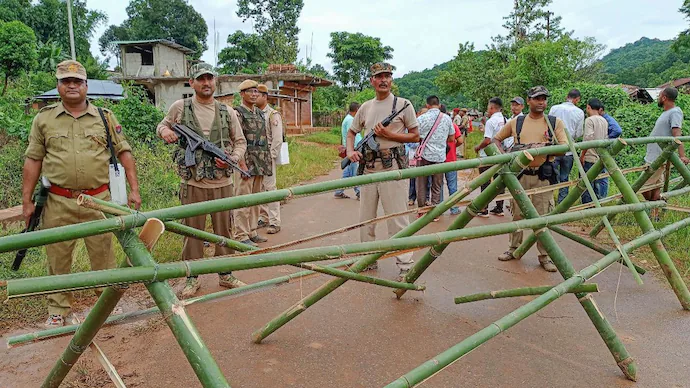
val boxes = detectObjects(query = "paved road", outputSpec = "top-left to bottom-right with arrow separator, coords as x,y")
1,166 -> 689,387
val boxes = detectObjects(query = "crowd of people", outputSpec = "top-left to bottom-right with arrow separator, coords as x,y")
340,62 -> 688,276
20,57 -> 688,328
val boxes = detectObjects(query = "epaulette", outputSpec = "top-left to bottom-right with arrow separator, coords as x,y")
38,103 -> 59,113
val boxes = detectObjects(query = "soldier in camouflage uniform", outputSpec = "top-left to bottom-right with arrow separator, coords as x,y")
232,80 -> 272,246
157,63 -> 248,298
256,83 -> 283,234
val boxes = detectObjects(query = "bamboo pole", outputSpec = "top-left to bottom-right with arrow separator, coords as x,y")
486,146 -> 637,381
511,139 -> 627,259
562,135 -> 642,285
393,153 -> 531,300
248,161 -> 506,344
385,216 -> 690,388
114,228 -> 230,387
41,219 -> 164,387
661,185 -> 690,200
599,147 -> 690,310
78,195 -> 257,253
669,152 -> 690,189
548,226 -> 646,275
2,137 -> 688,255
588,141 -> 681,237
293,263 -> 425,291
454,283 -> 599,304
8,257 -> 366,348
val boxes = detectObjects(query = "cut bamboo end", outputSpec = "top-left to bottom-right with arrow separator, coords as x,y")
618,357 -> 637,382
521,151 -> 534,162
617,138 -> 628,146
674,138 -> 683,145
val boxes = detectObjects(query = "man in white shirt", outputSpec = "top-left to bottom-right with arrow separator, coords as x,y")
510,97 -> 525,118
474,97 -> 509,217
548,89 -> 584,204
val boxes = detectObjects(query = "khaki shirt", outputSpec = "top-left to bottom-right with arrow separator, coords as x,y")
494,114 -> 568,167
262,105 -> 284,160
25,102 -> 132,190
583,115 -> 608,163
157,97 -> 246,188
349,93 -> 418,150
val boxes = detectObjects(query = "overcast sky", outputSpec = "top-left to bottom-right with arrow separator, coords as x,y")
88,0 -> 688,76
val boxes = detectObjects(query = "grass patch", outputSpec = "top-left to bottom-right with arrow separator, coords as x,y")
277,138 -> 340,188
300,127 -> 342,145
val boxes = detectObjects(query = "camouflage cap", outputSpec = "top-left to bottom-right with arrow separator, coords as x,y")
239,79 -> 259,92
510,96 -> 525,105
56,60 -> 87,80
527,86 -> 550,99
370,62 -> 393,77
257,84 -> 269,94
191,63 -> 217,79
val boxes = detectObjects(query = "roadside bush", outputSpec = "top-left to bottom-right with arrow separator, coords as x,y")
550,82 -> 630,114
0,140 -> 25,208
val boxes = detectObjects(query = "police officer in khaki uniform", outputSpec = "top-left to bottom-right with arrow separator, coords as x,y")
256,84 -> 283,234
157,63 -> 248,298
492,86 -> 568,272
346,62 -> 419,280
23,60 -> 141,327
232,80 -> 272,246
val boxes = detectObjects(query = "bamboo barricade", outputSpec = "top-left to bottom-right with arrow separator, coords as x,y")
454,283 -> 599,304
2,136 -> 690,387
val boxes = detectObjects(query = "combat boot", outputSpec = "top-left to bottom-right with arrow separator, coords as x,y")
497,250 -> 518,261
219,274 -> 247,289
538,255 -> 558,272
180,277 -> 201,299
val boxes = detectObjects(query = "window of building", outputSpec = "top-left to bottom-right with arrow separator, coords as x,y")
183,93 -> 193,99
125,44 -> 154,66
184,82 -> 191,87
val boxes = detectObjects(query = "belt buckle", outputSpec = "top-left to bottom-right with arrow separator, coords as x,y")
71,189 -> 85,199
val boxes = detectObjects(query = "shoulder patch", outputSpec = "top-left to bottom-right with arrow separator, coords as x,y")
115,124 -> 122,134
38,103 -> 59,113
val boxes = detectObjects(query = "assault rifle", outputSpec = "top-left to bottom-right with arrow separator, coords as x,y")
172,123 -> 251,178
341,102 -> 410,169
12,176 -> 50,271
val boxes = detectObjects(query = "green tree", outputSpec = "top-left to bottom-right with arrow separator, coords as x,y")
99,0 -> 208,60
674,0 -> 690,52
507,36 -> 604,93
236,0 -> 303,64
36,40 -> 68,73
327,32 -> 393,91
492,0 -> 567,49
217,31 -> 269,74
0,20 -> 37,95
28,0 -> 106,60
0,0 -> 31,23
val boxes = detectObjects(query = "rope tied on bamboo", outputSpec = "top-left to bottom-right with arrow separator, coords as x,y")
69,342 -> 88,355
182,260 -> 192,278
150,264 -> 160,283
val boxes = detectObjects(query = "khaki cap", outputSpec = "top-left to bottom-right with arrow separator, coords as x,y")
460,108 -> 468,112
257,84 -> 269,94
56,60 -> 87,80
239,79 -> 259,92
370,62 -> 394,77
191,63 -> 217,79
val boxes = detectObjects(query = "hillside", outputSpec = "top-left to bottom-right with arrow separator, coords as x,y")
396,62 -> 471,110
600,37 -> 690,87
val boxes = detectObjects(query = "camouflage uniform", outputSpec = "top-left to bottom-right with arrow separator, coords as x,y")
232,104 -> 272,242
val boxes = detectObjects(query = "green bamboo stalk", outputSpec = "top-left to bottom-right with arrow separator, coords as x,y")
588,141 -> 680,237
486,145 -> 637,381
41,285 -> 126,387
454,283 -> 599,304
294,263 -> 425,291
114,229 -> 230,387
663,161 -> 672,193
511,139 -> 627,259
661,185 -> 690,200
8,257 -> 364,348
4,202 -> 664,299
393,150 -> 532,300
248,161 -> 506,344
599,148 -> 690,310
385,216 -> 690,388
78,196 -> 257,252
669,152 -> 690,187
563,133 -> 642,284
548,226 -> 646,275
2,137 -> 688,255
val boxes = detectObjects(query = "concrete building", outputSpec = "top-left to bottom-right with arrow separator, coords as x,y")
113,39 -> 195,110
113,41 -> 333,133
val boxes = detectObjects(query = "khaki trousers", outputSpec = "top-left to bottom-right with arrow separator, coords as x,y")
233,173 -> 264,241
180,184 -> 235,268
42,190 -> 116,317
259,160 -> 280,227
360,160 -> 414,271
508,174 -> 554,257
415,159 -> 444,207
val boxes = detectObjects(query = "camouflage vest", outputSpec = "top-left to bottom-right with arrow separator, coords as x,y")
235,105 -> 272,176
173,98 -> 233,181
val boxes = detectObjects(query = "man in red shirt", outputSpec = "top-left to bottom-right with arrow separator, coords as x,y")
440,105 -> 464,215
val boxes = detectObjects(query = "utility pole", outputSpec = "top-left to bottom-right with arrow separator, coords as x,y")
66,0 -> 76,60
514,0 -> 519,44
546,11 -> 552,40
